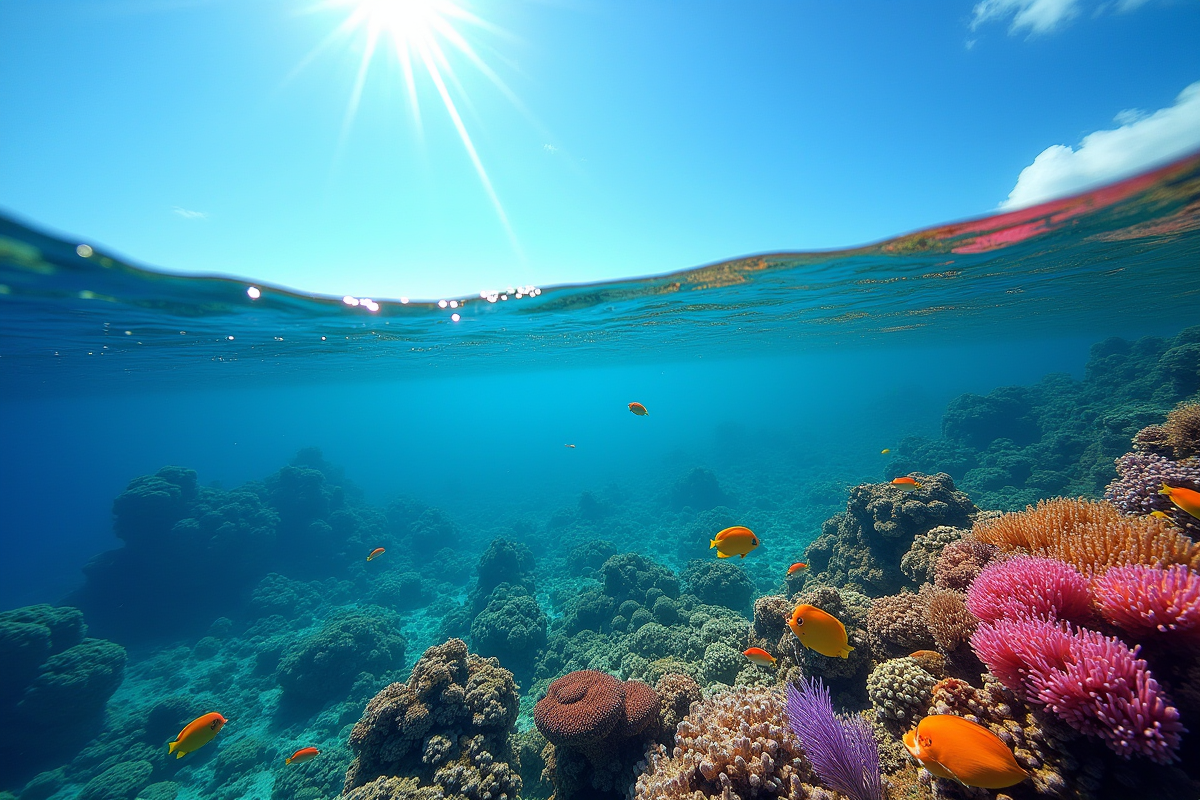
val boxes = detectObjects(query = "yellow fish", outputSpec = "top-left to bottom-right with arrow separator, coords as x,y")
1150,510 -> 1172,520
1159,484 -> 1200,520
881,448 -> 891,454
903,715 -> 1028,789
788,604 -> 853,658
168,712 -> 226,759
709,526 -> 758,559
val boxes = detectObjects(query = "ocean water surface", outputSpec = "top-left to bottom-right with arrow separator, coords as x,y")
1,154 -> 1200,800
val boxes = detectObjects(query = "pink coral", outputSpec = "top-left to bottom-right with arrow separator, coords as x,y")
1092,564 -> 1200,638
966,555 -> 1092,624
970,617 -> 1185,763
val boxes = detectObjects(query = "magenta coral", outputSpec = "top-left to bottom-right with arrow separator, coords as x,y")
1092,564 -> 1200,638
970,618 -> 1185,763
966,555 -> 1092,624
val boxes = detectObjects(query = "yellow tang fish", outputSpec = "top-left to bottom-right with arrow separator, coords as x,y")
903,715 -> 1029,789
1159,484 -> 1200,520
168,712 -> 226,759
788,604 -> 854,658
1150,510 -> 1172,520
709,526 -> 758,559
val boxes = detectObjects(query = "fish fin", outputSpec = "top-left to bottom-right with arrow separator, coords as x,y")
840,644 -> 855,658
1160,483 -> 1172,496
739,553 -> 746,558
176,750 -> 186,759
717,551 -> 731,558
929,759 -> 969,787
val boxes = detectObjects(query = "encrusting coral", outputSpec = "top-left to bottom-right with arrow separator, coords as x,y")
973,497 -> 1200,575
342,638 -> 521,800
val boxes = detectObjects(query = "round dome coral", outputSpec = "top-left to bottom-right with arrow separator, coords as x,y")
618,679 -> 659,737
534,670 -> 624,746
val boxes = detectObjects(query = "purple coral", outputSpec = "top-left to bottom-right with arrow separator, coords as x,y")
1092,564 -> 1200,639
970,618 -> 1185,764
786,678 -> 882,800
966,555 -> 1092,624
1104,451 -> 1200,532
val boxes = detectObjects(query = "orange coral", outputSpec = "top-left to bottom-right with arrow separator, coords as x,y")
973,498 -> 1200,575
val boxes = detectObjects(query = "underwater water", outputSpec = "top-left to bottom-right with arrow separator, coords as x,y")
1,153 -> 1200,800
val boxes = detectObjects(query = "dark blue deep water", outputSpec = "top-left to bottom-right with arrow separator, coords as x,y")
2,154 -> 1199,800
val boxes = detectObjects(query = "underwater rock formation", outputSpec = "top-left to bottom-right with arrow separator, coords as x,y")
0,605 -> 125,787
802,472 -> 978,596
680,560 -> 754,613
343,638 -> 521,800
470,586 -> 548,679
669,467 -> 729,511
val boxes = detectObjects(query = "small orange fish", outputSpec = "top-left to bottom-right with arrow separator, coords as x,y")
1159,484 -> 1200,520
710,526 -> 758,559
168,712 -> 226,759
891,476 -> 921,491
628,402 -> 649,416
286,747 -> 320,765
787,562 -> 808,576
788,604 -> 854,658
881,448 -> 891,454
743,647 -> 776,666
903,715 -> 1028,789
367,547 -> 386,561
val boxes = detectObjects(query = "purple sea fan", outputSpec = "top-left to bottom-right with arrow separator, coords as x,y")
971,617 -> 1185,763
966,555 -> 1092,624
786,677 -> 882,800
1092,563 -> 1200,639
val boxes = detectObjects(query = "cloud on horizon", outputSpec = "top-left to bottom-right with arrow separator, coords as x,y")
173,206 -> 208,220
1000,80 -> 1200,210
971,0 -> 1157,36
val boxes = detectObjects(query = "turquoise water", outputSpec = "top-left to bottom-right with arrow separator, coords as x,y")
1,154 -> 1199,800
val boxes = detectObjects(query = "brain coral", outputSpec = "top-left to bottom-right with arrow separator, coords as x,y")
866,657 -> 935,727
634,685 -> 818,800
966,555 -> 1093,624
343,638 -> 521,800
1092,563 -> 1200,639
534,670 -> 625,748
973,497 -> 1200,574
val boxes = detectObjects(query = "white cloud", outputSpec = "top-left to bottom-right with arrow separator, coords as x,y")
173,206 -> 208,220
1000,80 -> 1200,210
971,0 -> 1081,35
543,144 -> 558,154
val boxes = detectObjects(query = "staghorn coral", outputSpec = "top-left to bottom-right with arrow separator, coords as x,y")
1092,563 -> 1200,639
866,658 -> 935,728
932,537 -> 999,591
866,592 -> 934,659
787,678 -> 882,800
534,670 -> 662,800
970,617 -> 1184,763
922,588 -> 977,657
899,526 -> 965,587
1104,450 -> 1200,534
965,555 -> 1093,625
973,497 -> 1200,575
342,638 -> 520,800
634,685 -> 818,800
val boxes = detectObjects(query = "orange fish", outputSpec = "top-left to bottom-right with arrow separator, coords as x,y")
788,604 -> 853,658
367,547 -> 386,561
743,647 -> 776,666
628,402 -> 649,416
168,712 -> 226,759
787,562 -> 808,576
891,476 -> 921,491
286,747 -> 320,765
1160,484 -> 1200,520
710,526 -> 758,558
903,715 -> 1028,789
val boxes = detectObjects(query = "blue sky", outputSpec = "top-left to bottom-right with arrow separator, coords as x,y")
1,0 -> 1198,301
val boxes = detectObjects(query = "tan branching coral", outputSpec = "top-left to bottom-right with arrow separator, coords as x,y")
923,587 -> 977,656
973,498 -> 1200,575
633,685 -> 819,800
866,592 -> 934,658
1164,401 -> 1200,459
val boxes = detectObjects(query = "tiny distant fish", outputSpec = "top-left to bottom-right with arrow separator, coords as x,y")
1159,484 -> 1200,520
903,715 -> 1028,789
168,712 -> 226,759
743,647 -> 776,666
891,476 -> 921,491
565,444 -> 576,448
881,448 -> 891,454
628,402 -> 649,416
787,562 -> 808,576
286,747 -> 320,765
788,604 -> 853,658
367,547 -> 386,561
710,526 -> 758,559
1150,510 -> 1173,520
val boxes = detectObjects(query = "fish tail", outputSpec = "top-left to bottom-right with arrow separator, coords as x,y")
286,757 -> 293,765
709,539 -> 717,549
1160,483 -> 1172,495
168,741 -> 178,755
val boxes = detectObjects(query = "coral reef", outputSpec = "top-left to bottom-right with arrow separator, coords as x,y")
1104,451 -> 1200,534
680,560 -> 754,613
1091,563 -> 1200,640
470,587 -> 548,678
276,606 -> 406,707
899,526 -> 965,586
866,657 -> 935,728
669,468 -> 729,510
343,638 -> 521,800
965,555 -> 1093,624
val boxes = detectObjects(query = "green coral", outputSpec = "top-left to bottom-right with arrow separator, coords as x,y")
77,760 -> 153,800
276,606 -> 406,706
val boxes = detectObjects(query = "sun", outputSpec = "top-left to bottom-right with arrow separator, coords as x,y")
305,0 -> 520,250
